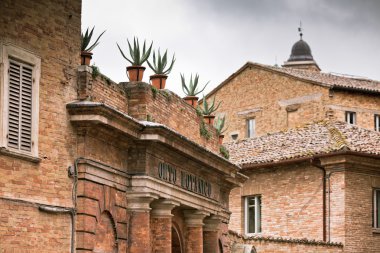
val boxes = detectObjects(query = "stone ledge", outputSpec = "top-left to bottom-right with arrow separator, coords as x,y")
0,147 -> 41,163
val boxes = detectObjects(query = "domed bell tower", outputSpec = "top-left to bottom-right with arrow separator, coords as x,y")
283,25 -> 321,72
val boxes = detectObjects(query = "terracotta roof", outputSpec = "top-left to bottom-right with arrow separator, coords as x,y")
225,121 -> 380,166
205,62 -> 380,99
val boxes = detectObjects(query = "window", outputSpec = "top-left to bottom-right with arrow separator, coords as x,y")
374,189 -> 380,229
1,43 -> 40,157
246,118 -> 255,138
345,111 -> 356,125
245,195 -> 261,234
375,115 -> 380,132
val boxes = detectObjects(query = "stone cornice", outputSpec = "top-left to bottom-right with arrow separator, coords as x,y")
66,101 -> 244,187
129,175 -> 230,220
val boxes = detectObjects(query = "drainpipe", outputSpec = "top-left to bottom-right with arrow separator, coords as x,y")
310,158 -> 327,242
37,157 -> 82,253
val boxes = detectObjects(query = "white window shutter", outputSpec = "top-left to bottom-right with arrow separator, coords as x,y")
8,60 -> 33,152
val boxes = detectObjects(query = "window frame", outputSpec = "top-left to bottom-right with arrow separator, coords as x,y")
244,195 -> 262,235
374,189 -> 380,229
375,114 -> 380,132
0,43 -> 40,158
246,118 -> 255,138
345,111 -> 356,125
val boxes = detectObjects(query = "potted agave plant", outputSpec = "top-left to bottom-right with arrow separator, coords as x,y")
147,49 -> 175,89
181,73 -> 209,107
81,27 -> 105,66
117,37 -> 152,82
199,95 -> 221,124
214,115 -> 227,144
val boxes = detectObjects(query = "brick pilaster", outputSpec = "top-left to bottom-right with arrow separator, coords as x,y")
151,199 -> 180,253
184,210 -> 209,253
203,215 -> 222,253
126,192 -> 158,253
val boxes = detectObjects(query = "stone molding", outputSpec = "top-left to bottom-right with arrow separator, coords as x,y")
203,215 -> 222,232
125,192 -> 159,212
151,199 -> 180,218
129,175 -> 230,220
183,210 -> 209,227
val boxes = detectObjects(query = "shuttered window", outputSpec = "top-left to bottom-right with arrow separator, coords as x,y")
8,60 -> 33,152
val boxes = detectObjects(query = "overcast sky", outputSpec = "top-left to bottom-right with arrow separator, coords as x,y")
82,0 -> 380,96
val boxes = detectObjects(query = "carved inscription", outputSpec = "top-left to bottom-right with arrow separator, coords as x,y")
157,162 -> 212,198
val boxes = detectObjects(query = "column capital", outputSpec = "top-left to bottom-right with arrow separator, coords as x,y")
203,215 -> 222,231
126,192 -> 159,212
183,210 -> 209,227
151,199 -> 180,218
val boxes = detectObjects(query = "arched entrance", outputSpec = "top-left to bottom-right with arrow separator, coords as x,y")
172,224 -> 183,253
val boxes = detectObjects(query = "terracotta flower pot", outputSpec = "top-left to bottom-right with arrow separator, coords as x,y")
150,74 -> 168,89
81,51 -> 93,66
127,66 -> 146,82
203,115 -> 215,125
218,134 -> 224,145
184,96 -> 199,107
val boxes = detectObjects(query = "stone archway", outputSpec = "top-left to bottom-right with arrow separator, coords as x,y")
172,223 -> 183,253
93,211 -> 118,253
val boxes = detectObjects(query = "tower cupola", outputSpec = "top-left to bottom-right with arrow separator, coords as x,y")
283,25 -> 321,71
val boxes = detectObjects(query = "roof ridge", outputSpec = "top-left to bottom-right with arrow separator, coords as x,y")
323,120 -> 349,151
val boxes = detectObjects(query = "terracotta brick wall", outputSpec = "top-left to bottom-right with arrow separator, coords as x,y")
328,171 -> 345,243
0,199 -> 72,253
209,66 -> 380,143
328,91 -> 380,131
208,67 -> 329,142
82,78 -> 221,154
229,164 -> 324,240
343,171 -> 380,252
125,83 -> 220,153
0,0 -> 80,251
91,75 -> 128,114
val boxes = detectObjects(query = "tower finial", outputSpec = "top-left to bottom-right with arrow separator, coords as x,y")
298,21 -> 303,40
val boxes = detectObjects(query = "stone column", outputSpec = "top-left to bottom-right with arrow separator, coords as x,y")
151,199 -> 180,253
203,215 -> 222,253
183,210 -> 209,253
126,192 -> 158,253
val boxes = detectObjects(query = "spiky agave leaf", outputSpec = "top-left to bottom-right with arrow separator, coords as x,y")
201,95 -> 221,115
140,40 -> 152,65
148,49 -> 175,74
163,54 -> 175,75
86,30 -> 106,52
181,73 -> 190,95
81,27 -> 105,52
119,37 -> 153,65
214,115 -> 226,135
117,43 -> 133,65
181,73 -> 209,96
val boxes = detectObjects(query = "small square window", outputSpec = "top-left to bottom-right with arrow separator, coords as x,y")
345,111 -> 356,125
246,118 -> 255,138
375,115 -> 380,132
244,195 -> 261,234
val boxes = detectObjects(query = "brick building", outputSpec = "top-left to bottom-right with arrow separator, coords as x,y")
0,1 -> 246,252
226,120 -> 380,253
205,33 -> 380,252
205,36 -> 380,142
